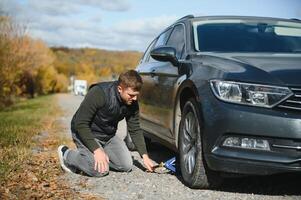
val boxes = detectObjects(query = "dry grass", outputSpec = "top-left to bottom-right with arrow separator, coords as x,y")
0,94 -> 103,199
0,95 -> 59,184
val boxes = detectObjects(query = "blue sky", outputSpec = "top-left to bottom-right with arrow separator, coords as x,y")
1,0 -> 300,51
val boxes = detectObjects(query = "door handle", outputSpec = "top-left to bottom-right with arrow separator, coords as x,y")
150,69 -> 156,77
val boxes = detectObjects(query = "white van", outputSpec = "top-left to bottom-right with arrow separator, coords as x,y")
74,80 -> 87,96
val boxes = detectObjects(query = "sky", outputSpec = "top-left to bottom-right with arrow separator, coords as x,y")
1,0 -> 301,51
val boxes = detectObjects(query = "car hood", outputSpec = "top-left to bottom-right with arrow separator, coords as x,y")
199,53 -> 301,87
232,54 -> 301,86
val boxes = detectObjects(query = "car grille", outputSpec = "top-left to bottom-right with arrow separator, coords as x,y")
277,88 -> 301,111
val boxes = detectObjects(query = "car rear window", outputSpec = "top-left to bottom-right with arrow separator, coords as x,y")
193,19 -> 301,53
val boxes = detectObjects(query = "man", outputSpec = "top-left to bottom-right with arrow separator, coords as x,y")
58,70 -> 154,177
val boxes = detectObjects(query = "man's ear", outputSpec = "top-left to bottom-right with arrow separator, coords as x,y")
117,85 -> 123,93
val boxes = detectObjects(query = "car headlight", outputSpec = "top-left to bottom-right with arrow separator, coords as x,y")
210,80 -> 293,108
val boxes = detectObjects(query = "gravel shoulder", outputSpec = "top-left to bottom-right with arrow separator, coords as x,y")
57,93 -> 301,200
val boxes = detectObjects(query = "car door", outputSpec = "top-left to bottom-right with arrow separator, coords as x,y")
137,28 -> 172,139
150,24 -> 186,139
138,24 -> 186,141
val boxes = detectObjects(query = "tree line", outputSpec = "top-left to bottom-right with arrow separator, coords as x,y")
52,47 -> 142,83
0,16 -> 142,109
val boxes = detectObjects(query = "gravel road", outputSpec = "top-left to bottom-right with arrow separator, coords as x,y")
56,93 -> 301,200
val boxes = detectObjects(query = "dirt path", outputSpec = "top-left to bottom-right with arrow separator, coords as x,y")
57,93 -> 301,200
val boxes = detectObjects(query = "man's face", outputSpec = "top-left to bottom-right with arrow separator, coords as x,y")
117,85 -> 140,105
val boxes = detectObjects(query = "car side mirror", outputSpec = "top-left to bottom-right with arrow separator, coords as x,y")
150,46 -> 179,66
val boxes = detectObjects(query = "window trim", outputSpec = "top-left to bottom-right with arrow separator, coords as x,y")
166,23 -> 187,59
141,38 -> 157,63
154,27 -> 172,48
147,28 -> 173,63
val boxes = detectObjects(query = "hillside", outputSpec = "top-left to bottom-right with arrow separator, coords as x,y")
51,47 -> 143,83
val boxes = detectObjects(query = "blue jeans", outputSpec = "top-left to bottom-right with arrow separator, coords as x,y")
64,133 -> 133,177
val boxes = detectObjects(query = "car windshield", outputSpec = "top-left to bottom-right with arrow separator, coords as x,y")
193,19 -> 301,53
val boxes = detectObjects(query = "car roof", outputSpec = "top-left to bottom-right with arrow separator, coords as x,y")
154,15 -> 301,45
174,15 -> 301,24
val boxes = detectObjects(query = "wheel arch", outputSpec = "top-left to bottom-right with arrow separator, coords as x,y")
174,80 -> 200,149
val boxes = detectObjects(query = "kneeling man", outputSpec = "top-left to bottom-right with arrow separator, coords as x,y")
58,70 -> 154,176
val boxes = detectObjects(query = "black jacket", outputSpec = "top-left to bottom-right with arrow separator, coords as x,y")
71,81 -> 147,155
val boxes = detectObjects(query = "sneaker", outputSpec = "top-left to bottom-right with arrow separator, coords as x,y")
58,145 -> 73,173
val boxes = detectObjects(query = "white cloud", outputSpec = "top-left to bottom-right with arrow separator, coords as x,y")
115,15 -> 177,36
28,0 -> 81,16
81,0 -> 131,11
112,16 -> 178,50
0,0 -> 178,51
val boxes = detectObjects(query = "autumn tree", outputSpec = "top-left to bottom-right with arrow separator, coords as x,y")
51,47 -> 143,83
0,16 -> 27,106
0,16 -> 68,108
75,62 -> 98,84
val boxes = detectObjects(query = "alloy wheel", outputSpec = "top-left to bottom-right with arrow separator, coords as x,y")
182,111 -> 199,174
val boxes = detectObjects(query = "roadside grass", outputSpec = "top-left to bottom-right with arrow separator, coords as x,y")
0,94 -> 102,199
0,95 -> 60,184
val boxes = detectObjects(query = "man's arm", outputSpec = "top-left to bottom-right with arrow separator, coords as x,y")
126,103 -> 154,171
73,86 -> 109,173
74,86 -> 105,152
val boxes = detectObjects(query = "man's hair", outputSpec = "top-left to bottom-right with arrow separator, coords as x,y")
118,70 -> 143,91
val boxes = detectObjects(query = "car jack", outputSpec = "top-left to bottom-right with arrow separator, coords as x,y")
153,157 -> 176,174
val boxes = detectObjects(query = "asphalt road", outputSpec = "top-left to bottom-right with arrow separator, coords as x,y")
56,93 -> 301,200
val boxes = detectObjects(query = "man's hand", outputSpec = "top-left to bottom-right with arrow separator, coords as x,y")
93,148 -> 109,173
142,154 -> 155,172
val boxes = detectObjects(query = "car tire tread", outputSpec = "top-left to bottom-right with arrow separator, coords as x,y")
179,98 -> 223,189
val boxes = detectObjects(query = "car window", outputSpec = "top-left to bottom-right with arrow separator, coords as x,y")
141,38 -> 157,63
154,28 -> 172,48
166,24 -> 185,59
193,20 -> 301,53
148,28 -> 172,62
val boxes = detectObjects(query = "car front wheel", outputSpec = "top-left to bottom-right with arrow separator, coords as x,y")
178,98 -> 222,189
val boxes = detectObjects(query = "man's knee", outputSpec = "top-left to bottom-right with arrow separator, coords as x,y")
120,164 -> 133,172
75,149 -> 109,177
116,159 -> 133,172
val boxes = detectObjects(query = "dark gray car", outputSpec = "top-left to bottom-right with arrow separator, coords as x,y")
136,15 -> 301,188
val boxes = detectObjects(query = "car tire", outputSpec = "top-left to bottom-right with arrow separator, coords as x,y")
178,98 -> 222,189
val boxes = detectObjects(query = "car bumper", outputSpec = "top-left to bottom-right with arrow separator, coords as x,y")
200,90 -> 301,175
207,153 -> 301,175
